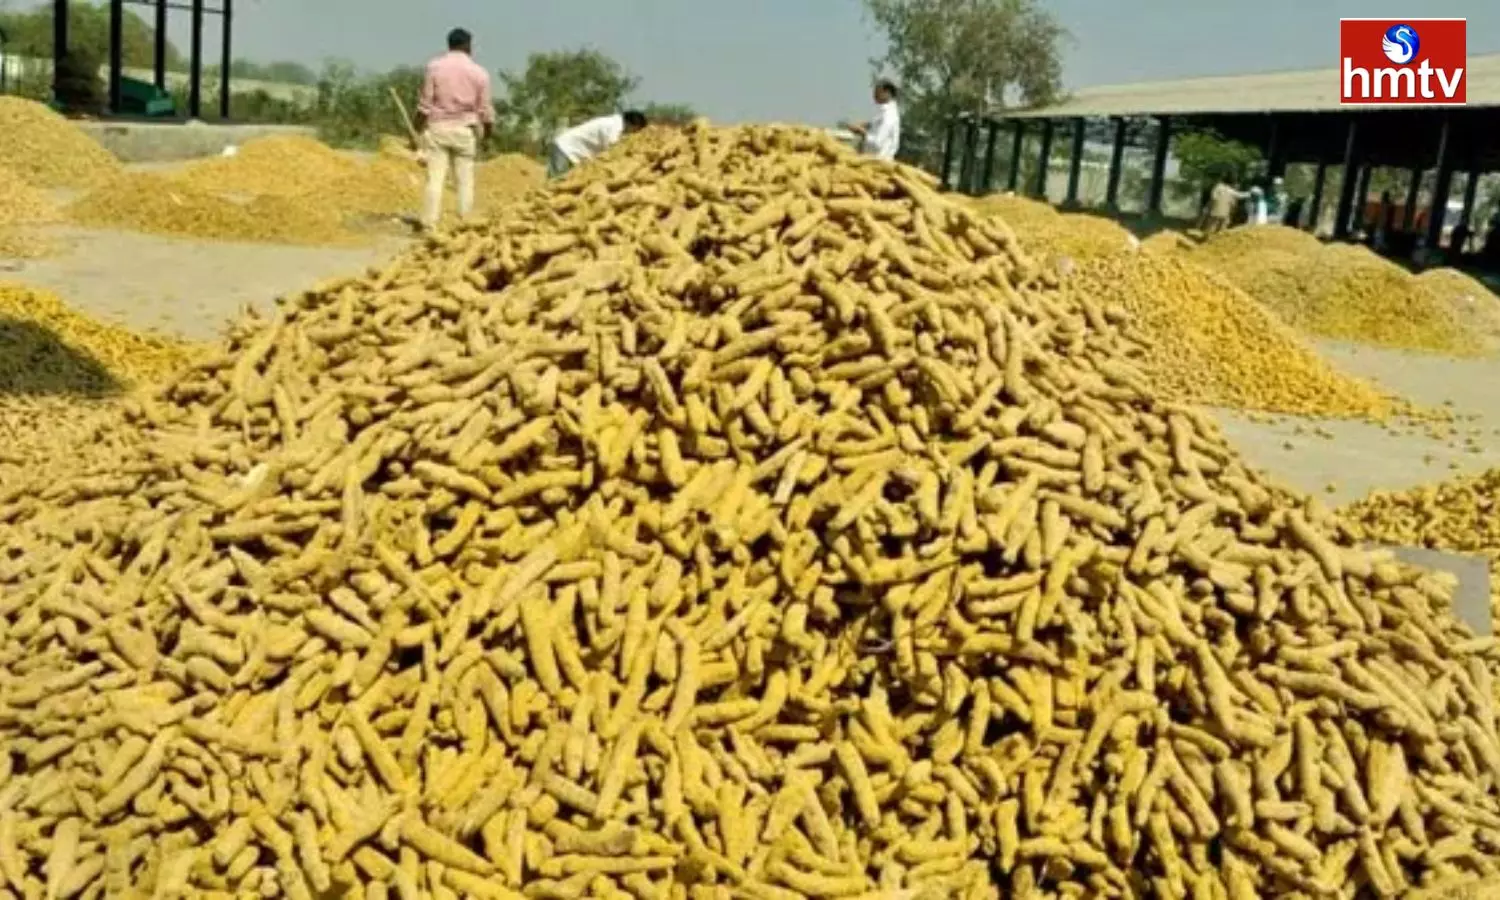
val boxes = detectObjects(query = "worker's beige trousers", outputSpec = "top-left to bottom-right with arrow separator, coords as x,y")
421,123 -> 477,229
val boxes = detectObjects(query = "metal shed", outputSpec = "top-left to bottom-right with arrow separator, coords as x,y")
944,54 -> 1500,248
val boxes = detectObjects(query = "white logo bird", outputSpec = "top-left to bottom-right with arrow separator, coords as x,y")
1382,26 -> 1417,65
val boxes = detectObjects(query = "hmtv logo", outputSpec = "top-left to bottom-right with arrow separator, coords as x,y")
1340,19 -> 1466,104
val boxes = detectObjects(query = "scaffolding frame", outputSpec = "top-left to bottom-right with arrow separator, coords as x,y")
54,0 -> 232,118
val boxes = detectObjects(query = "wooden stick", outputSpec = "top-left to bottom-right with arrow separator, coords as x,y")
387,86 -> 426,166
388,86 -> 420,145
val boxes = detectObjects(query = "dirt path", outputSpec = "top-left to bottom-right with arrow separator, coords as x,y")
3,225 -> 407,341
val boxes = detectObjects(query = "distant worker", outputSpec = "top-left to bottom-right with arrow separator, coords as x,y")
1284,195 -> 1306,228
1449,220 -> 1472,264
414,27 -> 494,233
841,79 -> 902,162
1248,186 -> 1268,226
1266,176 -> 1288,223
1201,179 -> 1247,234
547,111 -> 649,179
1374,190 -> 1395,250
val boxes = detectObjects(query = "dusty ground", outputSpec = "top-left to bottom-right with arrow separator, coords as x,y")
1215,342 -> 1500,505
2,157 -> 412,340
2,224 -> 406,341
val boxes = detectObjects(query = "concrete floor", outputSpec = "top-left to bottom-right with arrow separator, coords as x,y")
1215,342 -> 1500,506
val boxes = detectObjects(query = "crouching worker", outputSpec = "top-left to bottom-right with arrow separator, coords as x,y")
547,110 -> 648,178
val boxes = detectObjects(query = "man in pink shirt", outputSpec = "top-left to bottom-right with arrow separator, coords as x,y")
414,28 -> 494,232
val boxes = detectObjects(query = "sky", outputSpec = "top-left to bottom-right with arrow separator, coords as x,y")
211,0 -> 1498,125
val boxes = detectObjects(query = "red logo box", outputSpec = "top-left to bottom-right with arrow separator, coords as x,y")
1339,18 -> 1467,105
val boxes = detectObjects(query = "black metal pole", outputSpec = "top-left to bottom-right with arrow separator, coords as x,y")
153,0 -> 167,88
108,0 -> 123,114
978,121 -> 1000,195
1308,160 -> 1328,233
953,118 -> 972,195
953,118 -> 971,194
1333,119 -> 1359,238
937,118 -> 959,191
1006,121 -> 1025,192
1354,164 -> 1373,233
963,118 -> 982,194
1264,117 -> 1283,179
1461,165 -> 1480,227
1064,117 -> 1086,208
1402,166 -> 1423,232
52,0 -> 68,101
1032,120 -> 1054,199
1105,117 -> 1127,210
1146,116 -> 1172,216
1424,114 -> 1452,251
954,119 -> 969,193
218,0 -> 232,118
188,0 -> 204,118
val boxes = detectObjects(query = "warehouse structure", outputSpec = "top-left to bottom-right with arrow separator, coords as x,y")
943,54 -> 1500,250
50,0 -> 233,119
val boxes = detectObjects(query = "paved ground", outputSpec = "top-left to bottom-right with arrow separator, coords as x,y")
1214,342 -> 1500,505
3,225 -> 407,342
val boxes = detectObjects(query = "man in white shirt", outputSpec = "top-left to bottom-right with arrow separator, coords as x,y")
548,110 -> 649,178
842,80 -> 901,162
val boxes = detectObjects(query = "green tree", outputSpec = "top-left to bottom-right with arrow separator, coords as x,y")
862,0 -> 1066,164
0,0 -> 179,69
1171,129 -> 1263,207
641,102 -> 697,125
228,58 -> 317,85
168,79 -> 314,125
54,45 -> 105,112
497,48 -> 639,144
311,60 -> 424,148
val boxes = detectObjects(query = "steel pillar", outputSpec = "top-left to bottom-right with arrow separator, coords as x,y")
107,0 -> 123,113
1105,118 -> 1126,210
52,0 -> 67,95
1461,166 -> 1480,227
1402,167 -> 1423,232
1265,118 -> 1286,178
189,0 -> 205,118
937,118 -> 960,190
978,121 -> 999,194
1064,117 -> 1086,207
1032,119 -> 1054,198
1424,115 -> 1453,250
1308,161 -> 1329,233
219,0 -> 233,118
1333,119 -> 1360,239
1354,164 -> 1373,232
153,0 -> 168,88
1146,116 -> 1172,216
1006,121 -> 1025,192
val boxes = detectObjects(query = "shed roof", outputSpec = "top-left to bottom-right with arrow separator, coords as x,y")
1003,53 -> 1500,118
